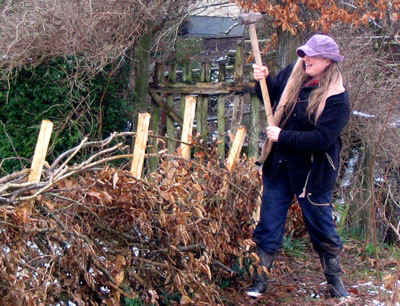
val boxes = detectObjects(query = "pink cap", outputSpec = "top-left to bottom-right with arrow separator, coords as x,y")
297,34 -> 344,62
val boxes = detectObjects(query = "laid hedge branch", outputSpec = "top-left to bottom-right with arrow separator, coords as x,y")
0,131 -> 240,206
0,127 -> 317,304
0,135 -> 265,304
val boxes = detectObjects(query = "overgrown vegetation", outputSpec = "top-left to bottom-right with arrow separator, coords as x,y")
0,57 -> 133,173
0,144 -> 264,304
335,26 -> 400,246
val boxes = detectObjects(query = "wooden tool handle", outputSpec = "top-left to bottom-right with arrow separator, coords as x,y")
248,23 -> 275,127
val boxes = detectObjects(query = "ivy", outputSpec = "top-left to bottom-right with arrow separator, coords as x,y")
0,57 -> 133,173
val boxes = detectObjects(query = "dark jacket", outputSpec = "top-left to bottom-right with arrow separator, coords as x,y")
256,63 -> 350,197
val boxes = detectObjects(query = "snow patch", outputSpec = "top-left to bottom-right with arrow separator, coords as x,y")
352,110 -> 376,118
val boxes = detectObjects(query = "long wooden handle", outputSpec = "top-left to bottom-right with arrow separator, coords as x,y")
248,23 -> 275,164
248,23 -> 275,127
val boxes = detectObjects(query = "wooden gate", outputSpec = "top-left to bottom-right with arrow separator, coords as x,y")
148,41 -> 264,169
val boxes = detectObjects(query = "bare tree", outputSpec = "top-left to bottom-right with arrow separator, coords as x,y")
0,0 -> 198,76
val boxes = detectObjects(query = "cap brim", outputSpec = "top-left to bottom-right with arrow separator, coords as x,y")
296,45 -> 317,58
296,46 -> 344,62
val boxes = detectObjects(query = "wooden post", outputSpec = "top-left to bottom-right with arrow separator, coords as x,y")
155,62 -> 165,86
230,95 -> 244,139
200,96 -> 208,139
148,63 -> 164,172
28,120 -> 54,183
183,60 -> 193,83
234,40 -> 244,82
167,63 -> 177,154
202,63 -> 210,139
217,95 -> 225,160
179,95 -> 185,122
131,113 -> 151,179
218,61 -> 225,82
148,107 -> 160,172
248,94 -> 261,159
196,63 -> 209,141
180,96 -> 197,160
180,61 -> 192,122
134,31 -> 152,119
226,126 -> 246,171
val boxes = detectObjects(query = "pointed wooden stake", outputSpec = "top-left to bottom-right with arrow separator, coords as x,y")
180,96 -> 197,160
28,120 -> 53,183
131,113 -> 151,179
226,126 -> 246,171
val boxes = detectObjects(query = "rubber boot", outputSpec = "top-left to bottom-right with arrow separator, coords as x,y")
320,255 -> 350,298
246,247 -> 274,298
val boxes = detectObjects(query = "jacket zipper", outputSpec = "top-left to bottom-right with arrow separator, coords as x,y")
299,154 -> 314,198
299,170 -> 311,198
325,152 -> 336,171
300,153 -> 334,206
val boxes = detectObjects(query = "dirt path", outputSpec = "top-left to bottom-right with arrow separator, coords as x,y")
225,239 -> 399,305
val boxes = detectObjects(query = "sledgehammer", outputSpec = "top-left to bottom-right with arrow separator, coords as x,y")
239,12 -> 274,165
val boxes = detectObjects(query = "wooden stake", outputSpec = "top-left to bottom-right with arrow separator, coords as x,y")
180,96 -> 197,160
28,120 -> 53,183
131,113 -> 151,179
226,126 -> 246,171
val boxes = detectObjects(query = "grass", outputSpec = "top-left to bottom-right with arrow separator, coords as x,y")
282,234 -> 307,257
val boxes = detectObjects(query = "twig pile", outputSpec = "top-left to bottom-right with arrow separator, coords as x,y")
0,132 -> 135,205
0,134 -> 268,304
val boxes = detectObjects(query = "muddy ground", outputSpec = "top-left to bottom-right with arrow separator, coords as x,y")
223,238 -> 399,305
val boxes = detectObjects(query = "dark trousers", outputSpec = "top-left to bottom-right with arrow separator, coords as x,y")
253,166 -> 343,257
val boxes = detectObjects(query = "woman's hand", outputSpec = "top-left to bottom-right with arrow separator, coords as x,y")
252,64 -> 269,81
266,126 -> 281,142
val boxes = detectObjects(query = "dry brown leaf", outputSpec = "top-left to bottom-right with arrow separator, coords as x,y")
101,191 -> 113,203
15,201 -> 33,224
180,295 -> 192,305
383,273 -> 398,290
200,263 -> 212,280
87,191 -> 102,201
192,207 -> 204,218
114,270 -> 124,286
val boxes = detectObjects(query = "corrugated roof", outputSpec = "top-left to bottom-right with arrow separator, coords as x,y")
181,16 -> 244,39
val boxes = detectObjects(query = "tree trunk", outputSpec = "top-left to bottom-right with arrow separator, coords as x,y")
134,31 -> 153,127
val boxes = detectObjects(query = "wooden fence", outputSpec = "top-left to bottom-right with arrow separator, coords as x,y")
28,41 -> 266,181
29,105 -> 248,183
148,40 -> 264,170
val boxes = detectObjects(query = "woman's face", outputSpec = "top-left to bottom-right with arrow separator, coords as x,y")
303,56 -> 332,79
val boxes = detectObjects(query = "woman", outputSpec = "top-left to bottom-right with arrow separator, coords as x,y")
247,34 -> 350,298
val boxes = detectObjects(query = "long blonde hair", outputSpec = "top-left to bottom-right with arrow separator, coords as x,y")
275,58 -> 343,126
